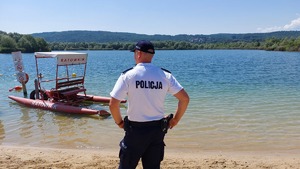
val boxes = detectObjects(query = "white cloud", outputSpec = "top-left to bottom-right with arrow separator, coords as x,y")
257,17 -> 300,32
283,17 -> 300,29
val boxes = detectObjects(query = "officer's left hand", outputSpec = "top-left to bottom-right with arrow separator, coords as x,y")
169,118 -> 179,129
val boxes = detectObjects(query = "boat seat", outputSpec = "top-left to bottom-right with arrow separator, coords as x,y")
60,88 -> 86,96
49,77 -> 87,101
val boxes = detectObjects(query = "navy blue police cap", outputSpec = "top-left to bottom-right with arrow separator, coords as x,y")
131,40 -> 155,54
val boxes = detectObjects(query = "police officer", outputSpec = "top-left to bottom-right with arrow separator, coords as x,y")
109,40 -> 189,169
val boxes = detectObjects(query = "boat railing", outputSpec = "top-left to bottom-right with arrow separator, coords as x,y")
39,76 -> 84,83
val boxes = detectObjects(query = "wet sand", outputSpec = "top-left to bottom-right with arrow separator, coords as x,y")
1,145 -> 299,169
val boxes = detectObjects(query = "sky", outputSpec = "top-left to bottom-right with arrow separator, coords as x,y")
1,0 -> 300,35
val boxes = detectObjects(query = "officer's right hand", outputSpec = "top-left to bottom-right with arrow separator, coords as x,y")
117,120 -> 124,129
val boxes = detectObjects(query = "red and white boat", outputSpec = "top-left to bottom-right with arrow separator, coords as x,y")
8,52 -> 126,117
8,95 -> 109,115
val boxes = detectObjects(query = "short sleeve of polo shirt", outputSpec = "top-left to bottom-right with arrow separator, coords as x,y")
167,73 -> 183,95
110,74 -> 128,101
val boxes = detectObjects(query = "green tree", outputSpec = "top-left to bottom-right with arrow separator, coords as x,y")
0,34 -> 17,52
35,37 -> 50,51
17,35 -> 38,52
8,33 -> 22,43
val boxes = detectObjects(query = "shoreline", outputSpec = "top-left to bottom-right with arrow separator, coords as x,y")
1,145 -> 299,169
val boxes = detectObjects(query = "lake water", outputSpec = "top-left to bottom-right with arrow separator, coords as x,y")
0,50 -> 300,153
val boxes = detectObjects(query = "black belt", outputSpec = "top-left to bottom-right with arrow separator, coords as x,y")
129,119 -> 162,127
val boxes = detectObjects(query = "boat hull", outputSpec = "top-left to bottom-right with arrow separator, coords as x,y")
77,94 -> 127,103
8,95 -> 110,116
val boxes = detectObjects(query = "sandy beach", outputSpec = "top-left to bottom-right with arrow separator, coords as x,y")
0,145 -> 299,169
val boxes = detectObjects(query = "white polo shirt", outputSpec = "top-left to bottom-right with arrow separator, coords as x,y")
110,63 -> 183,122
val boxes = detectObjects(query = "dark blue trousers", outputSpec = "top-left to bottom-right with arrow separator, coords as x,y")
118,125 -> 166,169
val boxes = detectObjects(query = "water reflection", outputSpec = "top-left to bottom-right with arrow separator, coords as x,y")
8,99 -> 112,148
19,107 -> 33,139
19,107 -> 106,147
50,113 -> 92,147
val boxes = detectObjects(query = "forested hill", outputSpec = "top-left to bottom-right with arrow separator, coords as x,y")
31,30 -> 300,43
1,30 -> 300,53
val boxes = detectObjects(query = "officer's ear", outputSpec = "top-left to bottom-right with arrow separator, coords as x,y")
136,51 -> 144,59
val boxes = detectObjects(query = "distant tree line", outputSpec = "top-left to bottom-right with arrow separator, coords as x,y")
49,38 -> 300,52
1,31 -> 300,53
32,30 -> 300,43
0,31 -> 50,53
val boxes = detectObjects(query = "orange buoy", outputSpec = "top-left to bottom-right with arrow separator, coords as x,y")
14,86 -> 22,90
9,86 -> 23,92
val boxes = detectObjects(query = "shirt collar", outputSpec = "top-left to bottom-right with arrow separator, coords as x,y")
136,63 -> 153,67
